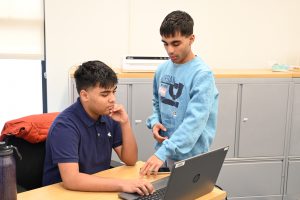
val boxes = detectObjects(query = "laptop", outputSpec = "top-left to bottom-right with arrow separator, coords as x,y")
118,146 -> 229,200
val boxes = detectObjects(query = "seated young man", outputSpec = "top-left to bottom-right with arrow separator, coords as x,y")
43,60 -> 153,195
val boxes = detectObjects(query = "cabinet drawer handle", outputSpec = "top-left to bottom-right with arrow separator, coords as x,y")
135,120 -> 142,124
242,117 -> 248,122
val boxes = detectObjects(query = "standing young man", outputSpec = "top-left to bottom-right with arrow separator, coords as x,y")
43,60 -> 153,195
140,10 -> 219,175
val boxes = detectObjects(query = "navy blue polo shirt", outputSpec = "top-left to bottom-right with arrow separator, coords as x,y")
42,98 -> 122,186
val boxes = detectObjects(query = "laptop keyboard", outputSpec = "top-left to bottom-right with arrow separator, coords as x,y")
136,187 -> 166,200
118,176 -> 169,200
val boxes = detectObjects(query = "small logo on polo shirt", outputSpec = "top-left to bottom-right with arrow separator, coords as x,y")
107,132 -> 112,137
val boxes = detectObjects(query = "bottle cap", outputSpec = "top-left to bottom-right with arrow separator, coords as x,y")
0,141 -> 13,156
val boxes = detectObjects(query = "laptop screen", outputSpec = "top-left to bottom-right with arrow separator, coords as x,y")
163,146 -> 229,200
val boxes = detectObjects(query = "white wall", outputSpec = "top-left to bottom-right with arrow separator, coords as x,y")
45,0 -> 130,111
45,0 -> 300,112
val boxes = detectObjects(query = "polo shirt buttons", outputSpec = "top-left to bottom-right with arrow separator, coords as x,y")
97,133 -> 100,137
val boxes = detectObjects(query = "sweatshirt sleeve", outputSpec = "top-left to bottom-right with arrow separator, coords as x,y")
146,72 -> 161,129
155,71 -> 217,161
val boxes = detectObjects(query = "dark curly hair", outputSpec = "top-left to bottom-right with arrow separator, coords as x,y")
160,10 -> 194,37
74,60 -> 118,94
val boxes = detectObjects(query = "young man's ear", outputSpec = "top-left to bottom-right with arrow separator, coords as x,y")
189,34 -> 195,45
79,90 -> 89,102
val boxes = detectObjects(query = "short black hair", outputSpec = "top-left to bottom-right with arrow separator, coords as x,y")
160,10 -> 194,37
74,60 -> 118,94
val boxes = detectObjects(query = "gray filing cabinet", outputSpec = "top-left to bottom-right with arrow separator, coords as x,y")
115,84 -> 129,112
238,83 -> 289,157
289,82 -> 300,156
214,79 -> 290,200
286,159 -> 300,200
131,80 -> 155,161
286,79 -> 300,200
211,82 -> 238,158
218,160 -> 283,199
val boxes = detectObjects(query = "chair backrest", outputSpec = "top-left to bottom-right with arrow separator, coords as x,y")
4,135 -> 45,191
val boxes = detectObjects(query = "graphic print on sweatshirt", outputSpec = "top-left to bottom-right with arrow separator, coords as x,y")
159,75 -> 184,108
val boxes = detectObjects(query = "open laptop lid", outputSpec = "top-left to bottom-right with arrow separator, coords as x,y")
118,146 -> 229,200
163,146 -> 229,200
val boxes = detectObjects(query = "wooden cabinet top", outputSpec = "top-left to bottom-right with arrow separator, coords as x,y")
69,67 -> 300,79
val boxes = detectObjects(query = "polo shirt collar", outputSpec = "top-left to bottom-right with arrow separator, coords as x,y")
75,98 -> 106,127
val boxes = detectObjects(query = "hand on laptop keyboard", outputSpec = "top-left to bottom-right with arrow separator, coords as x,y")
120,179 -> 154,196
136,187 -> 166,200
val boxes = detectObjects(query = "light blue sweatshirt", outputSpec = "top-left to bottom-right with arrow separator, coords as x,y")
146,56 -> 219,162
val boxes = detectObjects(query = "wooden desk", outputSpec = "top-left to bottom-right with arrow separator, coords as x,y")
17,161 -> 226,200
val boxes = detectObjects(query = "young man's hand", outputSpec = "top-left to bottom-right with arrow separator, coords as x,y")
109,104 -> 128,124
152,123 -> 168,143
139,155 -> 164,176
120,179 -> 154,196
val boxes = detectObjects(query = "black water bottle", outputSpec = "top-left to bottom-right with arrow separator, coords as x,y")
0,141 -> 19,200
